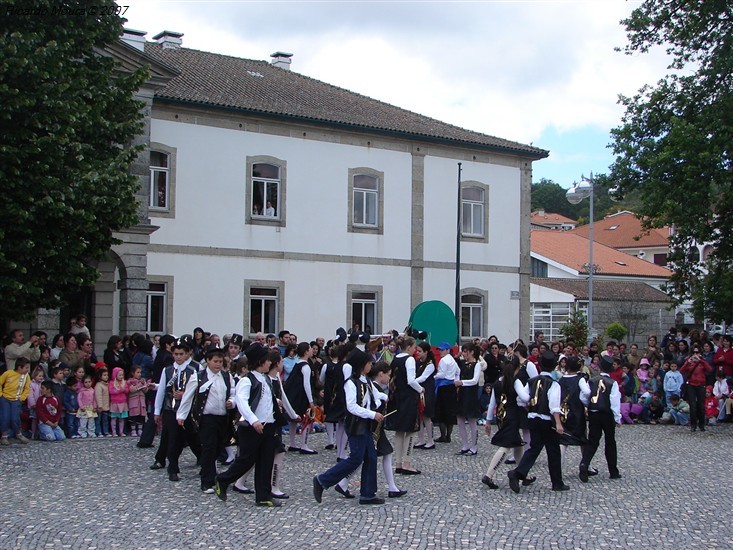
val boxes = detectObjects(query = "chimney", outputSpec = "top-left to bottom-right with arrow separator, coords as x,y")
270,51 -> 293,70
153,30 -> 183,49
121,28 -> 147,51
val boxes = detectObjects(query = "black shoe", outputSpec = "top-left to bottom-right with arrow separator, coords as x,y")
137,443 -> 153,448
299,448 -> 318,455
579,465 -> 589,483
215,480 -> 227,501
325,444 -> 335,450
388,490 -> 408,498
398,468 -> 421,475
690,425 -> 697,432
232,485 -> 254,494
504,457 -> 516,465
522,475 -> 536,486
481,476 -> 498,489
313,476 -> 324,503
456,449 -> 468,455
359,497 -> 385,505
609,473 -> 623,480
287,446 -> 301,452
507,470 -> 521,494
552,484 -> 570,491
700,426 -> 706,432
587,468 -> 599,477
335,485 -> 355,499
272,492 -> 290,499
423,444 -> 436,450
446,436 -> 451,443
149,462 -> 165,470
465,450 -> 478,456
169,473 -> 180,482
435,436 -> 446,443
413,443 -> 426,449
256,500 -> 282,507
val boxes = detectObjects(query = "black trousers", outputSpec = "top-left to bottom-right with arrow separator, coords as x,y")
514,417 -> 563,488
217,423 -> 277,502
198,414 -> 229,489
582,411 -> 618,476
686,384 -> 706,429
158,410 -> 201,475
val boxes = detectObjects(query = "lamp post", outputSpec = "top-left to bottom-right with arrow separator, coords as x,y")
566,174 -> 597,343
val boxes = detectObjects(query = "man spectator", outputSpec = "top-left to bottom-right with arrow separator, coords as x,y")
277,331 -> 290,355
4,329 -> 40,371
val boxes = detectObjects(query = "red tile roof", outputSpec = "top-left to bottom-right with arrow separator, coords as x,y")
531,230 -> 672,278
529,211 -> 577,225
571,211 -> 669,249
142,43 -> 548,158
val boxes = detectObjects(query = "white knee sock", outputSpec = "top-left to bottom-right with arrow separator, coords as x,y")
288,421 -> 298,448
457,416 -> 469,450
382,453 -> 399,492
469,419 -> 478,452
300,424 -> 312,452
393,433 -> 405,466
424,418 -> 435,445
326,422 -> 336,445
271,452 -> 284,494
336,422 -> 349,460
485,448 -> 508,478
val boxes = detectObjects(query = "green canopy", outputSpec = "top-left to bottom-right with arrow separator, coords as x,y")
408,300 -> 459,346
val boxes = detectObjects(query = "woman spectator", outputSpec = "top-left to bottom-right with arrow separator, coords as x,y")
675,340 -> 690,369
713,335 -> 733,378
132,339 -> 155,381
58,333 -> 83,370
49,334 -> 65,361
192,327 -> 206,362
103,336 -> 127,373
483,343 -> 503,386
663,341 -> 678,364
644,335 -> 663,366
680,344 -> 713,432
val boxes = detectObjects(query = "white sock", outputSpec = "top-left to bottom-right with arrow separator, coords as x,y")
288,421 -> 298,448
457,417 -> 469,450
225,445 -> 236,463
383,453 -> 399,492
424,418 -> 434,445
469,419 -> 478,452
326,422 -> 336,445
485,448 -> 508,478
271,452 -> 284,494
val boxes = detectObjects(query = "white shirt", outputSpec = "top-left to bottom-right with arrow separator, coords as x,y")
415,362 -> 435,384
486,378 -> 530,421
345,375 -> 377,420
154,359 -> 193,415
396,353 -> 423,393
562,373 -> 592,407
271,375 -> 298,420
176,367 -> 233,421
435,354 -> 460,381
460,362 -> 481,387
237,371 -> 274,425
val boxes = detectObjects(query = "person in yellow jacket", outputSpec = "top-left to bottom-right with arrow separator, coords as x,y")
0,357 -> 32,444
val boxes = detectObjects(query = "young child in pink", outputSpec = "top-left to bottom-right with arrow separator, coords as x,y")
27,366 -> 46,439
108,367 -> 129,436
126,366 -> 149,437
77,375 -> 98,438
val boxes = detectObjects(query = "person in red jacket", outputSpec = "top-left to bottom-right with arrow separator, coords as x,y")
713,336 -> 733,377
36,381 -> 66,441
680,345 -> 713,432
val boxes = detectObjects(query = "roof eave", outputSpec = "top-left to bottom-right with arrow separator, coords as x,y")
154,97 -> 550,160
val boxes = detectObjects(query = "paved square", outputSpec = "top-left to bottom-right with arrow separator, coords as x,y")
1,424 -> 730,548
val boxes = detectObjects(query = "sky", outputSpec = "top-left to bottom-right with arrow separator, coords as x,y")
120,0 -> 672,188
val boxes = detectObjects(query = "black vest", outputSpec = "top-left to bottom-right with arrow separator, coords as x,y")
163,364 -> 195,412
527,375 -> 553,417
516,359 -> 532,386
191,369 -> 232,422
345,377 -> 375,436
588,375 -> 613,413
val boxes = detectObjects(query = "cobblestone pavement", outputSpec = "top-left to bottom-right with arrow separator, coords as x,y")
1,423 -> 731,549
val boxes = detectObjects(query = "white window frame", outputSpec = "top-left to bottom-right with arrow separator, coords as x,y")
460,288 -> 488,340
460,181 -> 489,243
249,287 -> 279,335
148,143 -> 176,218
246,156 -> 287,227
347,284 -> 382,334
244,280 -> 285,337
146,282 -> 167,333
348,167 -> 384,234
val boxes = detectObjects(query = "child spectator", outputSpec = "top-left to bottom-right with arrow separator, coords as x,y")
713,372 -> 730,422
62,377 -> 80,438
643,391 -> 665,424
77,375 -> 97,438
704,386 -> 718,425
27,366 -> 46,439
0,357 -> 32,444
95,368 -> 111,437
663,362 -> 684,409
36,380 -> 65,441
50,364 -> 66,402
478,383 -> 492,425
127,366 -> 149,437
108,367 -> 129,436
661,395 -> 689,425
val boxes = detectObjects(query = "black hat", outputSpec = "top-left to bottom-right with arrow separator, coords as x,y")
348,331 -> 359,343
172,334 -> 193,351
335,327 -> 347,344
600,355 -> 615,373
564,356 -> 580,372
204,344 -> 226,359
539,351 -> 557,372
244,342 -> 268,366
229,333 -> 244,348
346,348 -> 369,373
358,332 -> 371,344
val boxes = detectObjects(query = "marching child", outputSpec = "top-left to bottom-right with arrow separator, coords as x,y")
36,381 -> 65,441
0,357 -> 32,444
127,366 -> 149,437
76,375 -> 97,438
95,368 -> 111,437
108,367 -> 129,436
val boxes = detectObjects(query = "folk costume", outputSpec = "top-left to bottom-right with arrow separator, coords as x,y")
313,349 -> 384,504
321,355 -> 347,451
557,370 -> 591,448
176,346 -> 235,492
515,355 -> 539,452
434,344 -> 460,443
455,358 -> 482,455
216,343 -> 280,506
370,375 -> 406,498
283,356 -> 317,453
579,369 -> 622,482
386,350 -> 423,474
507,352 -> 567,493
414,355 -> 436,448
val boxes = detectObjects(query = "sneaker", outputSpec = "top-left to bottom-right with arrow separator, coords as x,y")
202,487 -> 215,494
17,434 -> 30,444
0,437 -> 10,446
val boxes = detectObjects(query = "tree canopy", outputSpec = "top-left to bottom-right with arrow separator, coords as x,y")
0,0 -> 147,321
610,0 -> 733,324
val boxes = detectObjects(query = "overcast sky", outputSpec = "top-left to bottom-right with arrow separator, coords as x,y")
121,0 -> 671,187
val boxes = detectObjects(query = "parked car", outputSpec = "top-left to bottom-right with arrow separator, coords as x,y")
707,324 -> 733,336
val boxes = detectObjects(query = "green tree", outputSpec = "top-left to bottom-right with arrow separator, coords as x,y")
0,0 -> 147,320
560,311 -> 589,346
610,0 -> 733,324
605,322 -> 628,343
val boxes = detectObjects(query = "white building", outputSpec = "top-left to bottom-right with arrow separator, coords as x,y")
29,31 -> 549,348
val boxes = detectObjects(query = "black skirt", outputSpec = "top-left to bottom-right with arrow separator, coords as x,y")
375,428 -> 393,457
421,378 -> 436,418
491,402 -> 525,448
386,388 -> 420,433
457,385 -> 482,419
435,384 -> 458,425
